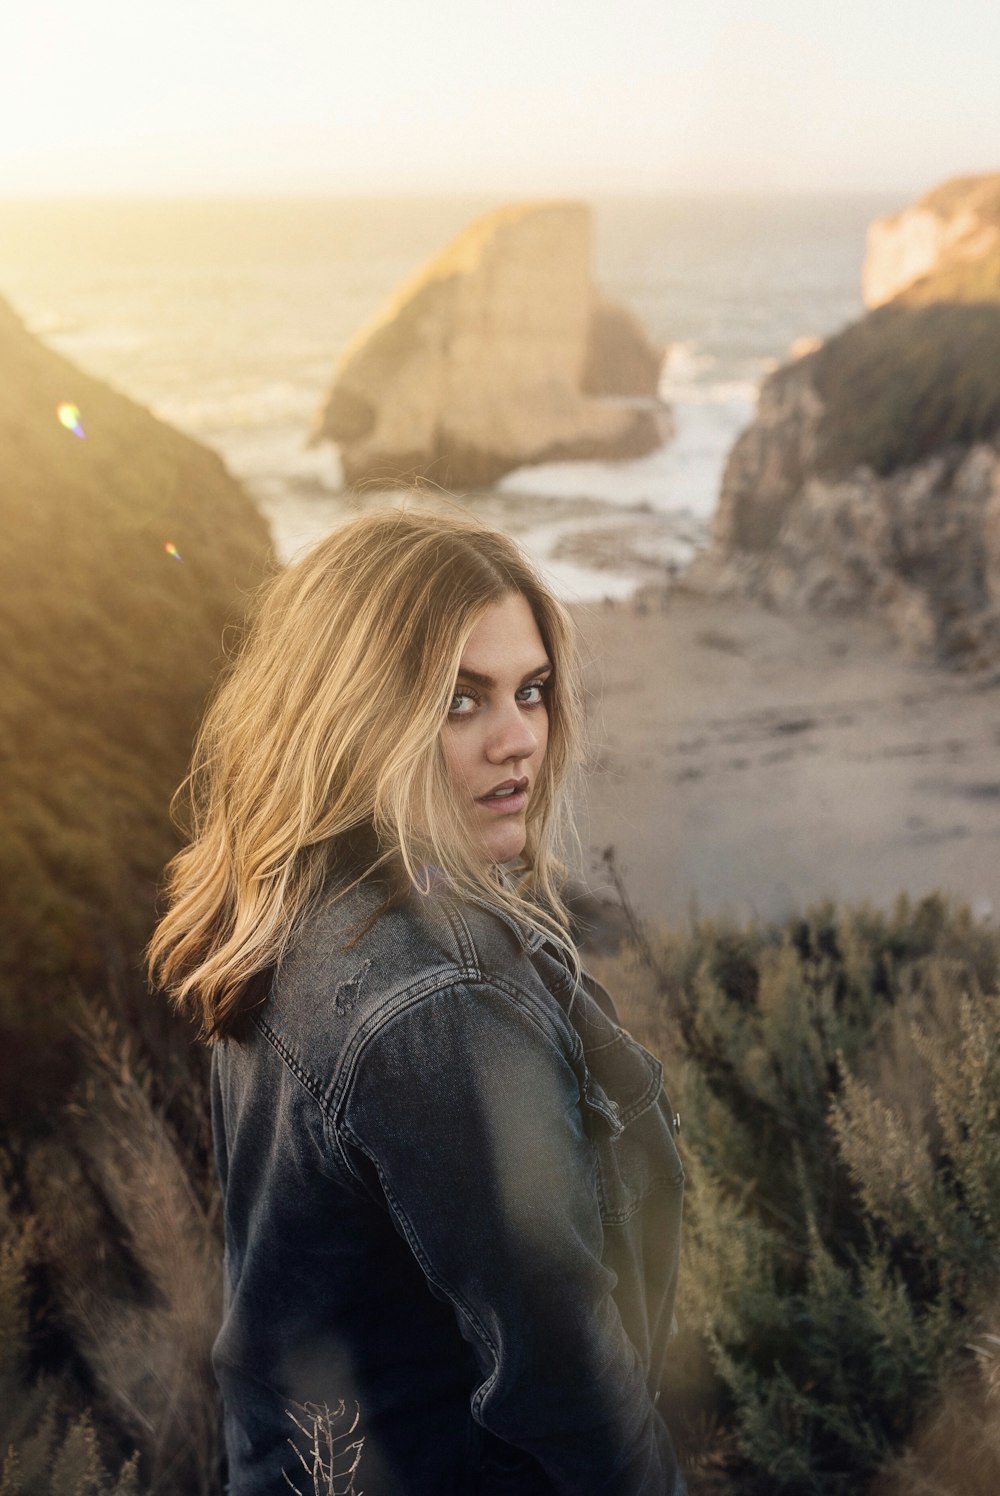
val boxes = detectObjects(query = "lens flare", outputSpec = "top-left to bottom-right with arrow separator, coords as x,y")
164,541 -> 183,562
57,402 -> 86,438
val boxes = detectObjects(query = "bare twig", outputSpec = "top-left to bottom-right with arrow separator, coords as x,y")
281,1400 -> 365,1496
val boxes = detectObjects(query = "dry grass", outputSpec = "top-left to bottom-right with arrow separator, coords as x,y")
25,998 -> 222,1495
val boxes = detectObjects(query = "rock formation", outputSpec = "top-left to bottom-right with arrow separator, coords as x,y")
0,293 -> 272,1118
863,173 -> 1000,309
312,201 -> 671,488
685,177 -> 1000,669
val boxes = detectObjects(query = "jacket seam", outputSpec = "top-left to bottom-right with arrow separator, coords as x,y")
583,1030 -> 626,1053
342,1125 -> 503,1417
331,965 -> 480,1119
598,1169 -> 686,1223
626,1049 -> 665,1125
438,896 -> 479,973
250,1013 -> 366,1192
336,974 -> 584,1193
253,1012 -> 325,1108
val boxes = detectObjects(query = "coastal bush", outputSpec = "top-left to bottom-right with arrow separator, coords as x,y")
591,885 -> 1000,1494
810,301 -> 1000,477
3,887 -> 998,1494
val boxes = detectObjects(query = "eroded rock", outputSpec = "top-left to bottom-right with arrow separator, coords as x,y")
864,173 -> 1000,309
685,175 -> 1000,669
312,201 -> 671,488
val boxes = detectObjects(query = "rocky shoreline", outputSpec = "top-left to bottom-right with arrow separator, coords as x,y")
683,171 -> 1000,671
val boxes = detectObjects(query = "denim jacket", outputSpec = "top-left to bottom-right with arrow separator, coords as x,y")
210,875 -> 687,1495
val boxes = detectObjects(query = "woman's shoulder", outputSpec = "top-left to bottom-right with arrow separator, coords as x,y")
261,875 -> 549,1047
229,875 -> 582,1121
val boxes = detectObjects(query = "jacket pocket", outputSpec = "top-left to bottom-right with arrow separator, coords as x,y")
578,1028 -> 684,1224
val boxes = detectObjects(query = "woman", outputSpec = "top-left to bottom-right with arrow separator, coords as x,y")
150,507 -> 687,1495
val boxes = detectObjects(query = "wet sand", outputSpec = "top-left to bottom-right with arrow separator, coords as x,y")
568,587 -> 1000,932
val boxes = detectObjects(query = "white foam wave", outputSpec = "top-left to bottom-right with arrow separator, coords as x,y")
50,324 -> 147,355
154,380 -> 313,433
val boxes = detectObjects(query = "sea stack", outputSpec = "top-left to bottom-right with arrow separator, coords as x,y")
311,200 -> 672,488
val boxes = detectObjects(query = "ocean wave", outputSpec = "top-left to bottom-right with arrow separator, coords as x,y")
153,380 -> 313,432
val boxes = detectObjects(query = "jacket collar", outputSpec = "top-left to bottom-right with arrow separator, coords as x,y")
460,889 -> 546,953
420,864 -> 546,953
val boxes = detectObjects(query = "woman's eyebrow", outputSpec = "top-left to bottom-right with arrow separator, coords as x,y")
455,660 -> 553,689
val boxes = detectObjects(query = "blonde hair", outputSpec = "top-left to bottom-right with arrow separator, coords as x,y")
148,505 -> 588,1042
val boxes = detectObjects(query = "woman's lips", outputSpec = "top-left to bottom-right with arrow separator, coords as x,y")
476,788 -> 529,814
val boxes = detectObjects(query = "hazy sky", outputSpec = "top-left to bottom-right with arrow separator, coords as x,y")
2,0 -> 997,196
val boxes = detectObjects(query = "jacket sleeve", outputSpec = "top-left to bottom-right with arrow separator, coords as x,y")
340,979 -> 686,1496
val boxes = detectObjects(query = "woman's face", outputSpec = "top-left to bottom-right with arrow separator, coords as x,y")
441,592 -> 551,864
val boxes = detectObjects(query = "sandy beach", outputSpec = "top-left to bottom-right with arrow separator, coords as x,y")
569,587 -> 1000,932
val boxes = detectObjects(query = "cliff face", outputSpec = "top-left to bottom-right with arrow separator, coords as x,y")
687,178 -> 1000,669
312,201 -> 672,488
692,393 -> 1000,664
863,173 -> 1000,309
0,294 -> 272,1112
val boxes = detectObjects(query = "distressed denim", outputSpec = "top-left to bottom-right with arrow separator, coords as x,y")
210,876 -> 688,1495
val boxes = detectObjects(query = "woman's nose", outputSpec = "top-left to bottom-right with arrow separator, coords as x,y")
485,701 -> 540,763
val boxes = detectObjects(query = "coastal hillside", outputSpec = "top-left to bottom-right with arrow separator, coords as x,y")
686,174 -> 1000,668
0,295 -> 272,1119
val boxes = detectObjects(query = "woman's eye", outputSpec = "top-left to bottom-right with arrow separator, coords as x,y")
448,689 -> 479,716
447,680 -> 549,717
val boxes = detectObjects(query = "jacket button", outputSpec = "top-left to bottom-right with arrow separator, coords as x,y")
673,1112 -> 681,1133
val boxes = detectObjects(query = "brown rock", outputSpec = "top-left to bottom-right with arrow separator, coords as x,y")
581,293 -> 665,397
311,201 -> 672,488
710,359 -> 825,554
863,173 -> 1000,309
687,175 -> 1000,669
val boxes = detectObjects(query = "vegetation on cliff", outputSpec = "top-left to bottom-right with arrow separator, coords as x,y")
699,180 -> 1000,667
810,297 -> 1000,476
810,221 -> 1000,479
0,296 -> 272,1127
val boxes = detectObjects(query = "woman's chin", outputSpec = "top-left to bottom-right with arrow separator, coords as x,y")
480,819 -> 527,865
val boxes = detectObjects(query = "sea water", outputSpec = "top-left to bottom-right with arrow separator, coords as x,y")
0,192 -> 901,601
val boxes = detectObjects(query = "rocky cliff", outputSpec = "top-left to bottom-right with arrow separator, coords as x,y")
863,173 -> 1000,308
312,201 -> 671,488
0,294 -> 272,1116
686,178 -> 1000,669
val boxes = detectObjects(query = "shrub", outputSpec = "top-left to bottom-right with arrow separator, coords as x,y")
809,301 -> 1000,477
592,884 -> 1000,1494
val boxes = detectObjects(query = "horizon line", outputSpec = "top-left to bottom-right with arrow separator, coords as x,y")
0,184 -> 929,204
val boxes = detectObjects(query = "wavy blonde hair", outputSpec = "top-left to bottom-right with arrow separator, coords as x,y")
148,505 -> 589,1042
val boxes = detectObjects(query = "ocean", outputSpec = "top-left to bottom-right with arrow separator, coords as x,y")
0,192 -> 902,601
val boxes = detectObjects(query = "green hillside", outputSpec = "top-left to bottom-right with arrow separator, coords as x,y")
0,296 -> 272,1119
810,292 -> 1000,476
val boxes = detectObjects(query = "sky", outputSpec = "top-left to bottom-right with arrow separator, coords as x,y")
1,0 -> 997,197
